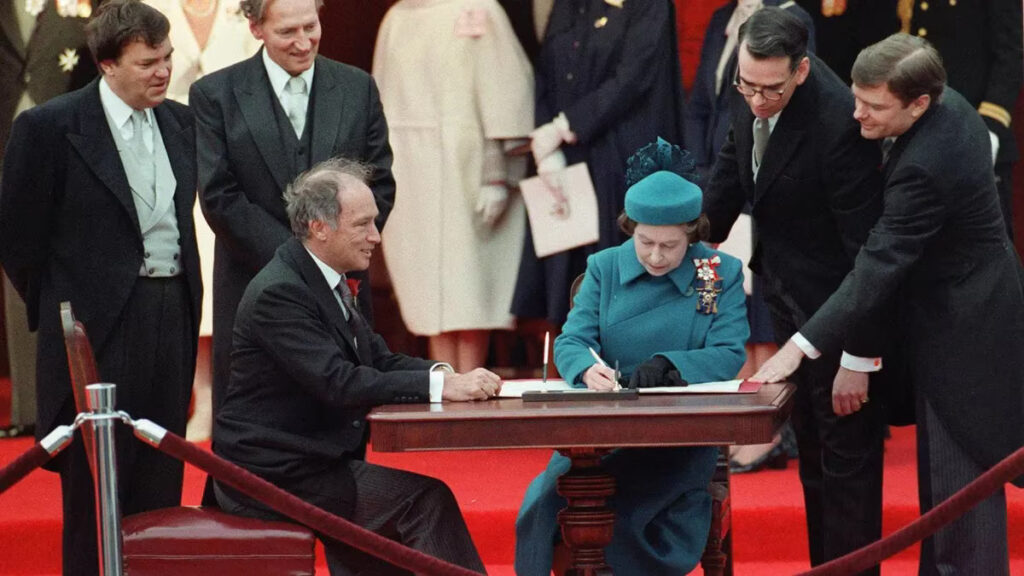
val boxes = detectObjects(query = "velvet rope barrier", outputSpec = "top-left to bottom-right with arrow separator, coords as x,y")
0,425 -> 74,496
798,445 -> 1024,576
150,429 -> 484,576
0,443 -> 51,495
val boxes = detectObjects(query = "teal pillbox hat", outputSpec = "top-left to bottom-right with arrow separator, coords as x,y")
624,170 -> 703,225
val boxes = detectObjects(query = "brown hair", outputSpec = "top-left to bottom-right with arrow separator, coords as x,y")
617,213 -> 710,244
852,33 -> 945,106
86,0 -> 169,65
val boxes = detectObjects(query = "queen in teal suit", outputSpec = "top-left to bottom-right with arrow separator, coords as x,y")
515,144 -> 749,575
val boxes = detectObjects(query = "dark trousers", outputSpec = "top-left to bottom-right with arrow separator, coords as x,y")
917,396 -> 1009,575
766,288 -> 886,574
58,277 -> 193,576
216,458 -> 484,576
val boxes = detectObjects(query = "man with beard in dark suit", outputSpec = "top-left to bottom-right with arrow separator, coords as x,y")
757,33 -> 1024,575
0,0 -> 99,438
190,0 -> 395,419
214,157 -> 498,575
703,7 -> 887,573
0,1 -> 202,573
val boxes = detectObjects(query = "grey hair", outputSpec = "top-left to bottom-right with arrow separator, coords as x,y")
240,0 -> 325,23
284,158 -> 373,239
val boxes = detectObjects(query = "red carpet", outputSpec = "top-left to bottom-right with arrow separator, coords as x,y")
0,375 -> 1021,575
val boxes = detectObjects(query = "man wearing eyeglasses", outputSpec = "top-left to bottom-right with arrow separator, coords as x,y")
703,7 -> 889,574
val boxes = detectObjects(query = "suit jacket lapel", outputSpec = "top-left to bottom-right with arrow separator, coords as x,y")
753,72 -> 814,202
66,79 -> 142,238
234,52 -> 291,192
0,2 -> 27,59
285,240 -> 364,363
153,103 -> 196,233
732,106 -> 756,201
310,56 -> 343,163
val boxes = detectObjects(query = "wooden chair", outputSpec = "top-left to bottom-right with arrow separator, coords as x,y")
557,276 -> 734,576
59,302 -> 317,575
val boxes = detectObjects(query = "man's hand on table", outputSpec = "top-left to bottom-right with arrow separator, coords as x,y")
442,368 -> 503,401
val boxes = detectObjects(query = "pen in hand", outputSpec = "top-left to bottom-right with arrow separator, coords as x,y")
587,347 -> 622,391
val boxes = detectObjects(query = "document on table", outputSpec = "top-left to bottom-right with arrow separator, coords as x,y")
498,379 -> 759,398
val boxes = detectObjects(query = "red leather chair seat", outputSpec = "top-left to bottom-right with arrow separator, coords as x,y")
122,506 -> 316,575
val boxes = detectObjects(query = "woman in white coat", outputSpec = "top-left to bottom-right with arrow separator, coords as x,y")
373,0 -> 534,371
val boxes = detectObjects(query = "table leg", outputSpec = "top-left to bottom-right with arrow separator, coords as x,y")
555,448 -> 615,576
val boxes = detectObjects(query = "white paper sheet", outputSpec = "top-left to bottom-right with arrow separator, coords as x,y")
498,378 -> 754,397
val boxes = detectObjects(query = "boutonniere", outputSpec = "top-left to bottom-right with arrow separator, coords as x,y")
604,0 -> 624,8
693,255 -> 723,315
346,277 -> 361,300
58,48 -> 80,73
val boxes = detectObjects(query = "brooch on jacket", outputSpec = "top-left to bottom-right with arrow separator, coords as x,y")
693,255 -> 722,315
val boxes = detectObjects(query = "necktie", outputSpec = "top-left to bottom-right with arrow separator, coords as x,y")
335,277 -> 370,362
753,117 -> 769,167
129,110 -> 156,207
131,110 -> 152,155
881,137 -> 895,165
284,76 -> 308,138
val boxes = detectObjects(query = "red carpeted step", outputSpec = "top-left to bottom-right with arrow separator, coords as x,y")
0,423 -> 1021,575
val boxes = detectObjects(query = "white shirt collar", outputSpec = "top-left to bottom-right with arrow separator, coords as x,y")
261,48 -> 316,99
304,245 -> 343,291
99,76 -> 153,131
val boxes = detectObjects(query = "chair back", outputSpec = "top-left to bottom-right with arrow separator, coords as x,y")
60,301 -> 98,472
569,273 -> 585,310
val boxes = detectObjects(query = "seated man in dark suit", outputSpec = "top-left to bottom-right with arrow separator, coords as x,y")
213,157 -> 501,575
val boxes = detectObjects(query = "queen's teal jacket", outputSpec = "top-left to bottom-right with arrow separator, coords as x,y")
515,239 -> 749,576
557,239 -> 748,385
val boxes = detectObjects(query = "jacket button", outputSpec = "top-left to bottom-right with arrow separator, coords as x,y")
919,1 -> 928,9
351,420 -> 361,428
917,27 -> 927,37
148,268 -> 156,275
169,267 -> 176,274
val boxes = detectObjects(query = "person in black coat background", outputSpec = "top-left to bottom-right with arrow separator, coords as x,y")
901,0 -> 1022,240
0,0 -> 99,438
511,0 -> 687,326
0,2 -> 202,573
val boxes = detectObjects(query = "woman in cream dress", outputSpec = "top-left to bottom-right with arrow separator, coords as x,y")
373,0 -> 533,371
144,0 -> 261,439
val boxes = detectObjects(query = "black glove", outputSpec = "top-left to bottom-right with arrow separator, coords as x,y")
629,356 -> 675,388
665,369 -> 688,387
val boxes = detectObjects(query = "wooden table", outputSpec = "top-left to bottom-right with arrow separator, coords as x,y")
368,383 -> 795,575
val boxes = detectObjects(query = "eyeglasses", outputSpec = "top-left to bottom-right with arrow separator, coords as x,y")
733,69 -> 797,102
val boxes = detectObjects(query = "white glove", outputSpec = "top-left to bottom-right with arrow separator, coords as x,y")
536,149 -> 567,192
476,184 -> 509,227
530,121 -> 564,165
